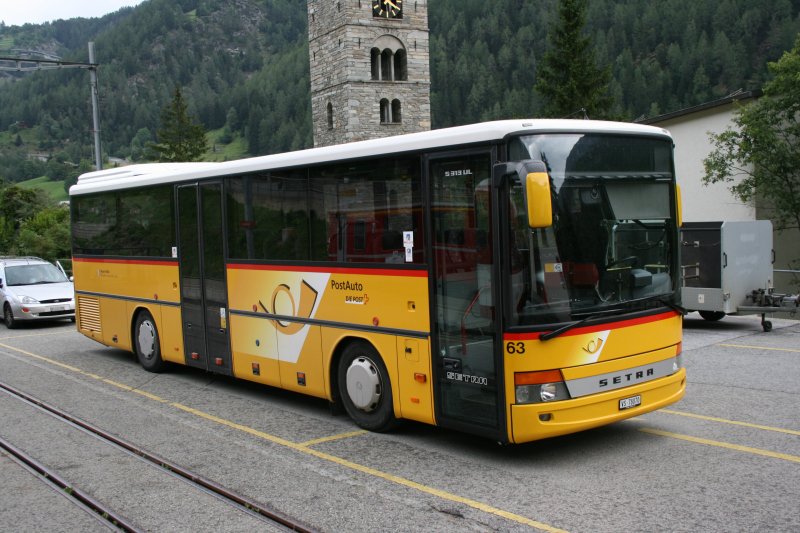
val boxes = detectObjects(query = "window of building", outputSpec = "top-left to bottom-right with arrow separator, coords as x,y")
326,102 -> 334,129
391,99 -> 402,123
370,36 -> 407,82
380,99 -> 390,123
394,49 -> 407,81
381,49 -> 393,81
380,99 -> 402,124
371,48 -> 381,80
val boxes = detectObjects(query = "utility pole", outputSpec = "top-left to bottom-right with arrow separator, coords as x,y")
0,42 -> 103,170
88,42 -> 102,170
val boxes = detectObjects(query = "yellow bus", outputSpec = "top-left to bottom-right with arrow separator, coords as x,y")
70,120 -> 685,443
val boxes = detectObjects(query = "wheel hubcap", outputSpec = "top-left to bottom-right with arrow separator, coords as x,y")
137,321 -> 156,360
345,356 -> 382,412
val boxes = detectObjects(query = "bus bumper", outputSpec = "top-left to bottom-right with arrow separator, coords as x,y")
509,368 -> 686,444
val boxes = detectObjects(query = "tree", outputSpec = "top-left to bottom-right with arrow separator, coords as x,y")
15,206 -> 71,262
704,36 -> 800,237
130,128 -> 153,161
534,0 -> 613,119
148,87 -> 208,162
0,186 -> 50,253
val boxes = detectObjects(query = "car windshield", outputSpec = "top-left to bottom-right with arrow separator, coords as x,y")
506,133 -> 678,326
5,264 -> 69,286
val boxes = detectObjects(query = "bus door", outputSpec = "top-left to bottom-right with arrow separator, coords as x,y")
428,151 -> 502,434
177,182 -> 232,375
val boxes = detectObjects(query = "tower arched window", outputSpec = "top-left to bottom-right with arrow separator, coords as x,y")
381,49 -> 393,81
371,35 -> 407,82
394,49 -> 407,81
380,99 -> 391,123
370,48 -> 381,80
327,102 -> 334,129
391,99 -> 402,123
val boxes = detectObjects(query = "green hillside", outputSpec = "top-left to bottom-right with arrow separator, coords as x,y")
0,0 -> 798,187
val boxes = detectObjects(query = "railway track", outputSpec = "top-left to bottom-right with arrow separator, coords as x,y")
0,380 -> 317,533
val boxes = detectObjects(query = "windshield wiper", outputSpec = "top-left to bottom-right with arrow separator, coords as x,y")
539,308 -> 622,341
539,296 -> 685,342
595,295 -> 686,317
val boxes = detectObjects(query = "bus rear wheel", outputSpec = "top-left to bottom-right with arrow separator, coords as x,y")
337,341 -> 397,432
134,310 -> 166,373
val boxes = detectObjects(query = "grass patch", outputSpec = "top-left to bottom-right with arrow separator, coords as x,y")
17,176 -> 69,202
204,129 -> 249,162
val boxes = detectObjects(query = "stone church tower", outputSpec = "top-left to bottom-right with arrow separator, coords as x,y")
307,0 -> 431,148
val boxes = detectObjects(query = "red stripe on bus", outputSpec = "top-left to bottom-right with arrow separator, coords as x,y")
73,257 -> 179,267
504,311 -> 679,341
227,263 -> 429,277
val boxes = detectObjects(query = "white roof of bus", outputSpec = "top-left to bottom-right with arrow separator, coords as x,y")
70,119 -> 671,196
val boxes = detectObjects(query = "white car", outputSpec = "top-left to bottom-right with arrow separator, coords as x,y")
0,257 -> 75,329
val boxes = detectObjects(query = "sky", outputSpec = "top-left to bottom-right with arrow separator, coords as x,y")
2,0 -> 147,26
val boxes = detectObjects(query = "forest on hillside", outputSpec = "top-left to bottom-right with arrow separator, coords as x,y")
0,0 -> 798,186
431,0 -> 799,124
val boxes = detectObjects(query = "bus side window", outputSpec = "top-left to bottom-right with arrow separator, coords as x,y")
310,157 -> 423,264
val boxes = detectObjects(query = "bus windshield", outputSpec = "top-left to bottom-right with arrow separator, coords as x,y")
507,133 -> 678,326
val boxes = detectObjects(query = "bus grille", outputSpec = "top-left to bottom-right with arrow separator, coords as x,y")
77,296 -> 101,332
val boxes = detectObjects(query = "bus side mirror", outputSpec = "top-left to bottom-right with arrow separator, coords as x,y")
526,171 -> 553,228
493,160 -> 553,228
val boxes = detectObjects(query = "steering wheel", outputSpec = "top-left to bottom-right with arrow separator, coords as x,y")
604,256 -> 638,270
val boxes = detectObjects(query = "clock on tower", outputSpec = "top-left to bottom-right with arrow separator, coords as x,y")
372,0 -> 403,19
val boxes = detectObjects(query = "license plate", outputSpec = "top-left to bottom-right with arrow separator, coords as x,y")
51,306 -> 66,312
619,395 -> 641,410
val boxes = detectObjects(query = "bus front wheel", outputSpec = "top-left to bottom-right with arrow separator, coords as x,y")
337,341 -> 397,432
134,311 -> 166,373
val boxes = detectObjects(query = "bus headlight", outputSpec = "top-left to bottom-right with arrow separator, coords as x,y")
514,371 -> 571,404
540,382 -> 558,402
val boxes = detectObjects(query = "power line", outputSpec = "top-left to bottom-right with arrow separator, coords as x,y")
0,43 -> 103,170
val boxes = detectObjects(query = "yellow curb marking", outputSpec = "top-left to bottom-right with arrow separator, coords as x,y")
640,428 -> 800,464
660,409 -> 800,436
719,343 -> 800,354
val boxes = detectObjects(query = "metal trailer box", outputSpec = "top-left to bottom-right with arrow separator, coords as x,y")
681,220 -> 773,315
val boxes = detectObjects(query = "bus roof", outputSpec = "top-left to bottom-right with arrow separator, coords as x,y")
71,119 -> 671,196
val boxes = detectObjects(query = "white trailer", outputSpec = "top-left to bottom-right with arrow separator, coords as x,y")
681,220 -> 798,331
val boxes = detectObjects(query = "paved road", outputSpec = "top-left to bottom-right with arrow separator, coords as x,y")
1,312 -> 798,532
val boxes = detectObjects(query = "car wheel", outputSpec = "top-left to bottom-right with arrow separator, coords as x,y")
337,341 -> 397,432
134,310 -> 166,372
4,304 -> 17,329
